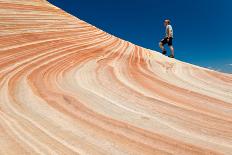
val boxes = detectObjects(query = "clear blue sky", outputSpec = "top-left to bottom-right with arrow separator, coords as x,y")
48,0 -> 232,73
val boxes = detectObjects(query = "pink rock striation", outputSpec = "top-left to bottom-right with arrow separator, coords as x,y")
0,0 -> 232,154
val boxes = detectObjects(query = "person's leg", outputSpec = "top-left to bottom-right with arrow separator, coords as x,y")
159,42 -> 165,51
159,38 -> 167,54
168,38 -> 174,57
169,45 -> 174,56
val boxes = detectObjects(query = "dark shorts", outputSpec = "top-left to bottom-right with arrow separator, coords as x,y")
161,37 -> 173,46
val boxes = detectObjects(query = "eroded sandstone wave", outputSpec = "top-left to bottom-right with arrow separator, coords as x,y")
0,0 -> 232,154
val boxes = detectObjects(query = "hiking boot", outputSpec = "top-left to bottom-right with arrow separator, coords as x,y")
162,50 -> 167,55
168,54 -> 174,58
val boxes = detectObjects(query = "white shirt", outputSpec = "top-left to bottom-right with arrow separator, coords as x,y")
166,25 -> 173,38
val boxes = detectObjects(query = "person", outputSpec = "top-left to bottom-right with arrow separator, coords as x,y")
159,19 -> 175,58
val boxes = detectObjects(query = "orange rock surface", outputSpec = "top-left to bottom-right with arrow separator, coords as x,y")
0,0 -> 232,154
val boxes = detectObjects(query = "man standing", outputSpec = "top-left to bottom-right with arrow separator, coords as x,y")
159,19 -> 175,58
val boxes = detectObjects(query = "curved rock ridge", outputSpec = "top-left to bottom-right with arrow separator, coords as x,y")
0,0 -> 232,154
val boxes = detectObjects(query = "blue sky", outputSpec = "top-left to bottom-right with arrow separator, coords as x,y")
48,0 -> 232,73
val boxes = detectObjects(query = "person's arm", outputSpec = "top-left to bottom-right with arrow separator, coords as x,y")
167,26 -> 172,39
166,26 -> 170,41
